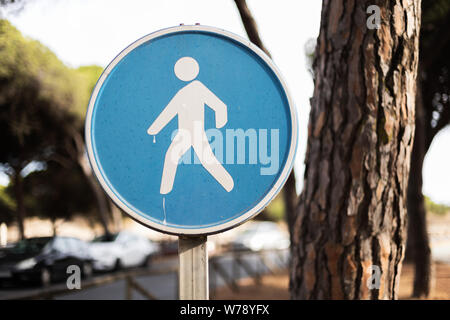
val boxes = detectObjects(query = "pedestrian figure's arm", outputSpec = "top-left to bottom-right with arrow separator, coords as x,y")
147,96 -> 178,135
198,81 -> 228,128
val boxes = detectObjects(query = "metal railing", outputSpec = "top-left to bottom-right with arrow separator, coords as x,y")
2,248 -> 289,300
209,248 -> 289,297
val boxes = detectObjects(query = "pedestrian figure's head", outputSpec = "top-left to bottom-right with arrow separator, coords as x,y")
174,57 -> 199,82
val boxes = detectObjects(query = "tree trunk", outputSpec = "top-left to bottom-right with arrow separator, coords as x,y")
109,199 -> 123,232
234,0 -> 271,57
69,128 -> 112,237
12,169 -> 26,240
51,218 -> 58,236
283,171 -> 298,244
406,79 -> 432,297
290,0 -> 421,300
78,152 -> 112,237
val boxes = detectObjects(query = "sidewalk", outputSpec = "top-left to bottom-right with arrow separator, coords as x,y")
212,262 -> 450,300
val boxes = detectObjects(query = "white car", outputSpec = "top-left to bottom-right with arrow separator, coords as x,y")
232,221 -> 290,251
89,231 -> 159,271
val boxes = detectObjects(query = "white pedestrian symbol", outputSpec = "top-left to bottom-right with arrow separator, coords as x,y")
147,57 -> 234,194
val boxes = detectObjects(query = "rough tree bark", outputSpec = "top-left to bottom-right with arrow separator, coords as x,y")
69,128 -> 112,237
234,0 -> 298,233
290,0 -> 421,299
11,169 -> 26,240
406,79 -> 432,297
406,10 -> 450,297
109,199 -> 123,232
283,172 -> 298,244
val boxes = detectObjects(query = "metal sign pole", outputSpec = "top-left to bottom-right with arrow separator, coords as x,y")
178,236 -> 209,300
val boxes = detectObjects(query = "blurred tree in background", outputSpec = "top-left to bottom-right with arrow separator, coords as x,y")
0,19 -> 81,239
2,162 -> 96,235
21,162 -> 96,235
424,196 -> 450,216
0,185 -> 15,224
406,0 -> 450,298
0,19 -> 116,238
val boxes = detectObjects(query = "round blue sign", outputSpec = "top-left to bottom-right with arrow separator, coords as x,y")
86,25 -> 298,235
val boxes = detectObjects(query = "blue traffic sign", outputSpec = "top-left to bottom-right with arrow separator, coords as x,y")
85,25 -> 298,235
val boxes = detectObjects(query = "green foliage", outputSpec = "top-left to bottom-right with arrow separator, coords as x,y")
0,186 -> 15,209
76,65 -> 103,93
0,20 -> 79,116
0,185 -> 15,223
420,0 -> 450,138
0,19 -> 102,167
424,196 -> 450,216
22,162 -> 96,221
71,65 -> 103,117
422,0 -> 450,25
0,19 -> 78,171
0,19 -> 103,224
257,194 -> 285,222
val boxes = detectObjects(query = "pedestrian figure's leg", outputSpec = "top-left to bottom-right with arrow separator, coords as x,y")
193,134 -> 234,192
160,133 -> 191,194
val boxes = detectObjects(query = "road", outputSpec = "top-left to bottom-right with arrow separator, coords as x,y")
0,249 -> 289,300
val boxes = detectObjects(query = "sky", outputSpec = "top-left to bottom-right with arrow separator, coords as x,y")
2,0 -> 449,205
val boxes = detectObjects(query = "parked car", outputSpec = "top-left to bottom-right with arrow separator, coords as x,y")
231,221 -> 290,251
159,240 -> 178,256
0,236 -> 93,287
89,231 -> 159,271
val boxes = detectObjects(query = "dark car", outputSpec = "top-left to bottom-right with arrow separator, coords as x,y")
0,236 -> 93,287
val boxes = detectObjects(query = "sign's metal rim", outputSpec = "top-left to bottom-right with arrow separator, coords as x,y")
85,25 -> 298,236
